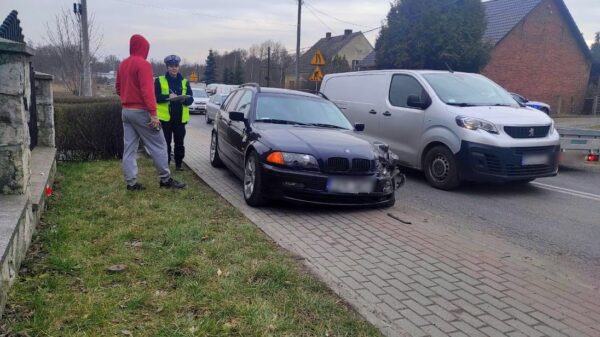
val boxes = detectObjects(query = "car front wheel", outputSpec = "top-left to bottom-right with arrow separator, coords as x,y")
210,132 -> 223,168
423,145 -> 461,190
205,111 -> 212,124
243,151 -> 267,206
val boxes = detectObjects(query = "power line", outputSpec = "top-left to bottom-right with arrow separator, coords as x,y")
304,4 -> 334,31
303,1 -> 370,28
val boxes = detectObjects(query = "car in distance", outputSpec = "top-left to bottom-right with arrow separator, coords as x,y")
190,88 -> 209,114
510,92 -> 551,114
205,93 -> 229,124
210,84 -> 405,207
321,70 -> 560,190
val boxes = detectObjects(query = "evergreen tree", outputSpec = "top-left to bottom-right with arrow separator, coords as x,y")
375,0 -> 490,72
234,61 -> 244,85
329,55 -> 351,74
203,49 -> 217,84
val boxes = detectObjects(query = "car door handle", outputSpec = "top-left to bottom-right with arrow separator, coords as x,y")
369,109 -> 377,115
383,111 -> 392,116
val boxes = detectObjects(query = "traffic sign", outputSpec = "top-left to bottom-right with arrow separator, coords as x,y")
308,66 -> 324,82
310,49 -> 326,66
189,70 -> 199,82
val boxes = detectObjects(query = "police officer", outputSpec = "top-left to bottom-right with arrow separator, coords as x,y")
155,55 -> 194,171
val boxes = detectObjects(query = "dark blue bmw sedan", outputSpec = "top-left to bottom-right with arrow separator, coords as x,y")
209,84 -> 405,207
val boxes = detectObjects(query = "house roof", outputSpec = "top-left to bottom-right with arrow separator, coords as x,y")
291,31 -> 365,75
357,50 -> 376,68
483,0 -> 591,59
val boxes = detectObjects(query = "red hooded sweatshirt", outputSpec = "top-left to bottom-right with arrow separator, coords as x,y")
115,34 -> 157,116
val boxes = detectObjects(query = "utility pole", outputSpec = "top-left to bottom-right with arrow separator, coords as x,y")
75,0 -> 93,96
266,46 -> 271,87
295,0 -> 302,90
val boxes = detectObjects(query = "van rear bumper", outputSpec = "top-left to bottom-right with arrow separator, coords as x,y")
455,141 -> 560,182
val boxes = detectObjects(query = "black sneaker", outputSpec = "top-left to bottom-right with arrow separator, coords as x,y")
126,183 -> 145,191
160,178 -> 186,189
175,164 -> 185,171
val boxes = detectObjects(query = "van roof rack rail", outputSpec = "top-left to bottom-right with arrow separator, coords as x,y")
240,83 -> 261,92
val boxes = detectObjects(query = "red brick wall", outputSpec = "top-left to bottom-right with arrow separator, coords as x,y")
482,0 -> 591,114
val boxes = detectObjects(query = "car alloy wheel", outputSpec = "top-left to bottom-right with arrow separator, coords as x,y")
210,132 -> 223,167
244,156 -> 256,199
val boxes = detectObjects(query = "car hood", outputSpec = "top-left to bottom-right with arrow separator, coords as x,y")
446,105 -> 553,126
194,98 -> 209,103
253,124 -> 377,159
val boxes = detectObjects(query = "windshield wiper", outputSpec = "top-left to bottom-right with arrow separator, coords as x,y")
255,118 -> 306,126
446,102 -> 478,107
305,123 -> 346,129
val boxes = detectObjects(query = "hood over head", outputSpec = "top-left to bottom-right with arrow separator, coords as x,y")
129,34 -> 150,59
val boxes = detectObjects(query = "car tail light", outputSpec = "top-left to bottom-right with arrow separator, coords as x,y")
587,153 -> 599,162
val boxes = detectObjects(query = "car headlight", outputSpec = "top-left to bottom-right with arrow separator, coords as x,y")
266,151 -> 319,170
456,116 -> 498,134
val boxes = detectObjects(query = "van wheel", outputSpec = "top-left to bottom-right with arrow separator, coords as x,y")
423,145 -> 461,190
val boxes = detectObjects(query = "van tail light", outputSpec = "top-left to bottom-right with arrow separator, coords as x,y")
587,153 -> 599,162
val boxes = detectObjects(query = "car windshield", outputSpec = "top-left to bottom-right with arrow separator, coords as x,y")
423,73 -> 518,107
192,89 -> 208,98
255,94 -> 353,130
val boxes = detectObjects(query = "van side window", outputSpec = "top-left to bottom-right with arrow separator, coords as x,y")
389,75 -> 427,108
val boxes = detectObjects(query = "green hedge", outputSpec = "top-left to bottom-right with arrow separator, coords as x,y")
55,97 -> 124,161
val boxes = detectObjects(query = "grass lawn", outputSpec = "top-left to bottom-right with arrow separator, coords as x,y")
2,158 -> 383,337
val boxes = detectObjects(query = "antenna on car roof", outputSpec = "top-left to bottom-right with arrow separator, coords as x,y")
445,62 -> 454,73
240,83 -> 261,92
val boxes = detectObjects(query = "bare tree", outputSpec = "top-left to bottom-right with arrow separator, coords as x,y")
45,7 -> 102,95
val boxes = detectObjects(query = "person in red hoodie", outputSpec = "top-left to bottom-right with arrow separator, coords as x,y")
116,34 -> 185,190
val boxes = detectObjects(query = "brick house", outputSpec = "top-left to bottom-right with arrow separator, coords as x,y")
285,30 -> 373,90
482,0 -> 592,114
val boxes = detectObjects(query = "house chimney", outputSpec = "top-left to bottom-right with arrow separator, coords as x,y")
344,29 -> 352,36
326,32 -> 332,39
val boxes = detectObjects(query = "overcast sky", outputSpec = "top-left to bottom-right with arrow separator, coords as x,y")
1,0 -> 598,65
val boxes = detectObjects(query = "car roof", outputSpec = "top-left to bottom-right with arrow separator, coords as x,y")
234,86 -> 319,99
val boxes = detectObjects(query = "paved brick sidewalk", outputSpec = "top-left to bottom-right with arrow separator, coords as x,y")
184,126 -> 600,337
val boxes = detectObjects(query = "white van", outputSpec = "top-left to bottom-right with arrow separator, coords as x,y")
321,70 -> 560,189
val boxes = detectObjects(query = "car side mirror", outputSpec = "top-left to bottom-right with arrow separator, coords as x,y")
407,94 -> 429,109
229,111 -> 245,122
354,123 -> 365,132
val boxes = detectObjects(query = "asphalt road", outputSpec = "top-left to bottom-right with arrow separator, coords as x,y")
188,114 -> 600,281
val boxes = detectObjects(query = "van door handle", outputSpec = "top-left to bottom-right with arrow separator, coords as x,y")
369,109 -> 377,115
383,111 -> 392,116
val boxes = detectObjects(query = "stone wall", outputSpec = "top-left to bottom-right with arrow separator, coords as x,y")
35,72 -> 55,148
0,39 -> 32,195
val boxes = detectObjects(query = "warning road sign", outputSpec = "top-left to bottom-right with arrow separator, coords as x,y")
189,70 -> 199,82
308,66 -> 324,82
310,49 -> 326,66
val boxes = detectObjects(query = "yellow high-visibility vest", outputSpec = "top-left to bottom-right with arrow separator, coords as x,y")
157,76 -> 189,123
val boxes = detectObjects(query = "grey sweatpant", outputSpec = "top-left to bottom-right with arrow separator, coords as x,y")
122,108 -> 171,185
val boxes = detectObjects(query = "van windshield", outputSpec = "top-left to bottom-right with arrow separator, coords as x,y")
423,73 -> 518,107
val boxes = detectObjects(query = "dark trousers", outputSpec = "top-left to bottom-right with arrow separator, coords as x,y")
161,120 -> 186,166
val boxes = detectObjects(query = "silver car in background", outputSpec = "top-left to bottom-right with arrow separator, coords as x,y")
190,88 -> 209,114
205,93 -> 229,124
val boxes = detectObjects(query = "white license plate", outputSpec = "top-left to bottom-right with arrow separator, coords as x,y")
522,154 -> 550,166
327,177 -> 374,194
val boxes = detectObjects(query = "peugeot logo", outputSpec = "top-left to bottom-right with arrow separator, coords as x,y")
344,149 -> 351,154
528,128 -> 535,137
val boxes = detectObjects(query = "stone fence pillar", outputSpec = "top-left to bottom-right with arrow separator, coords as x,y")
34,72 -> 54,148
0,37 -> 33,195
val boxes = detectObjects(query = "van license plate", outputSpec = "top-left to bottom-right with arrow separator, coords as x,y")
327,177 -> 374,194
522,154 -> 549,166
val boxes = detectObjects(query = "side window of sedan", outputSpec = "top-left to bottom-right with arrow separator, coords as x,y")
236,90 -> 254,118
